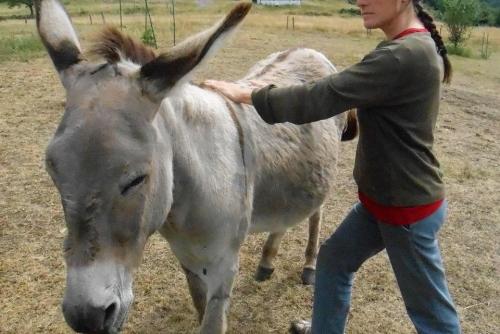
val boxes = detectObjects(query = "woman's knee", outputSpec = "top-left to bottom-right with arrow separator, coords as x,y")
316,240 -> 360,273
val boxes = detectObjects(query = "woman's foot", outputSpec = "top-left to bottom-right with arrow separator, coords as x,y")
289,320 -> 312,334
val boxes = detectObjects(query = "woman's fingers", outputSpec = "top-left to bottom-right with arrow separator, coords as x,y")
201,80 -> 253,105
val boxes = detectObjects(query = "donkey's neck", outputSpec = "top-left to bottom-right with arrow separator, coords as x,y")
156,84 -> 245,203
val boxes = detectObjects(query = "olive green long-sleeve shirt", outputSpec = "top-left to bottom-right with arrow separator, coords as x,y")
251,33 -> 444,206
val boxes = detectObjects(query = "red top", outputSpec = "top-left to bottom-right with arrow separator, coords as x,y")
359,192 -> 443,225
393,28 -> 429,40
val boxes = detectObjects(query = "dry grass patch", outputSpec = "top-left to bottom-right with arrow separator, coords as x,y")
1,2 -> 499,333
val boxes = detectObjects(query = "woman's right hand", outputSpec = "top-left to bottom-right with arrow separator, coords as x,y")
202,80 -> 254,105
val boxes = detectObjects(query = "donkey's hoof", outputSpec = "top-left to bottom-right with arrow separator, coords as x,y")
301,268 -> 315,285
255,265 -> 275,282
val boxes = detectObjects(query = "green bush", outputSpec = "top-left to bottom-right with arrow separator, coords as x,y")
141,28 -> 156,47
0,0 -> 34,18
338,8 -> 360,17
446,43 -> 473,57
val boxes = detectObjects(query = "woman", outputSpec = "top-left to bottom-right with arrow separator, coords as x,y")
204,0 -> 461,333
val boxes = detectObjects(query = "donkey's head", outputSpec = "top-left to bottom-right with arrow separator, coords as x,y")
36,0 -> 251,332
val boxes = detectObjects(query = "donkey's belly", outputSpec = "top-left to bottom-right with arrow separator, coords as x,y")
249,167 -> 333,234
247,117 -> 341,234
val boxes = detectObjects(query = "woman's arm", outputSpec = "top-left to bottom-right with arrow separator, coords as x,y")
204,47 -> 401,125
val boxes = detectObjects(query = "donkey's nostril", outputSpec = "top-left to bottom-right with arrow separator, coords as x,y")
62,300 -> 119,333
104,302 -> 118,326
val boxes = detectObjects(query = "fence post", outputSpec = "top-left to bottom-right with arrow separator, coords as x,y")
144,0 -> 158,48
292,16 -> 295,30
119,0 -> 123,30
487,34 -> 490,58
101,12 -> 105,24
481,32 -> 485,54
171,0 -> 176,46
89,14 -> 93,25
286,16 -> 289,30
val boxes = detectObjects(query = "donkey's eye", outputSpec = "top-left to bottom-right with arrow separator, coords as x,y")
121,175 -> 147,195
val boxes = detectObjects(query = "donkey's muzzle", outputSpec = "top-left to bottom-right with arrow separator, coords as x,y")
62,299 -> 119,333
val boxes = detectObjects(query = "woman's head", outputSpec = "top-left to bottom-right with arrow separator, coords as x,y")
356,0 -> 452,83
356,0 -> 414,31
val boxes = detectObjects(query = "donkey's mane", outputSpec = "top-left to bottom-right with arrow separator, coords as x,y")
91,26 -> 156,65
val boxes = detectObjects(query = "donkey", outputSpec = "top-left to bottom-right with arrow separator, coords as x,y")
36,0 -> 356,333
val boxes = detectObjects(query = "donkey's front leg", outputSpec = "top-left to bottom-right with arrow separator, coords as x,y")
199,255 -> 239,334
183,266 -> 207,324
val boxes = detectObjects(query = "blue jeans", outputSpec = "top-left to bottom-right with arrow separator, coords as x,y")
311,201 -> 460,334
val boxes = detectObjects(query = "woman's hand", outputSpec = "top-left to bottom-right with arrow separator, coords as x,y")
202,80 -> 254,105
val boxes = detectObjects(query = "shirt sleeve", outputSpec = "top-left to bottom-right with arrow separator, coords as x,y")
251,47 -> 402,124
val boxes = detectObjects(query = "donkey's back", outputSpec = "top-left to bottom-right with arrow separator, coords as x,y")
237,48 -> 354,283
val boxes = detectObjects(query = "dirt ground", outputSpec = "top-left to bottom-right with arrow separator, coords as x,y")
1,13 -> 499,334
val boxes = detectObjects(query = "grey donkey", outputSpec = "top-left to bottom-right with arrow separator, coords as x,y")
35,0 -> 357,333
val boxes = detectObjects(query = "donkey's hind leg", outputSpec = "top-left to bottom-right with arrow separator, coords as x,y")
301,209 -> 322,285
182,266 -> 207,324
255,231 -> 286,281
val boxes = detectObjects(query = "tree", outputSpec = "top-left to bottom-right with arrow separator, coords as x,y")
442,0 -> 479,48
423,0 -> 444,11
0,0 -> 34,18
476,2 -> 495,26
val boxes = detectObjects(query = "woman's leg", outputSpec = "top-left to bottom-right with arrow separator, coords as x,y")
311,203 -> 385,334
379,201 -> 461,334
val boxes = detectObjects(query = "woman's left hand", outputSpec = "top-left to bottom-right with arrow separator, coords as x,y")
202,80 -> 254,105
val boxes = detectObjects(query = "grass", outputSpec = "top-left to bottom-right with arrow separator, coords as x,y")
0,33 -> 44,62
447,43 -> 474,57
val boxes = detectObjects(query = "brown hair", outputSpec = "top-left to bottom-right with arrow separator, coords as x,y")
413,0 -> 452,83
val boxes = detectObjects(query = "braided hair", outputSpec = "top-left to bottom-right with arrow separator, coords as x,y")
413,0 -> 452,83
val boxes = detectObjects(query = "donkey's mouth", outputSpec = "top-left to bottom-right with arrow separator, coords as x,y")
66,300 -> 130,334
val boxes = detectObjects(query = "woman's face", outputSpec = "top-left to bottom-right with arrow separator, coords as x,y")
357,0 -> 410,30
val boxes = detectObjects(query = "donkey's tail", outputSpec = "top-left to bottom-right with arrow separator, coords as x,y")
341,109 -> 358,141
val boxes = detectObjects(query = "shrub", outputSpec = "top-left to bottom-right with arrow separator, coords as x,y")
442,0 -> 479,48
338,8 -> 360,17
446,43 -> 472,57
141,28 -> 156,47
0,0 -> 34,18
476,3 -> 495,26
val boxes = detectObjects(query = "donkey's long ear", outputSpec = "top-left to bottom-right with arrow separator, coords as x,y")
139,2 -> 251,101
35,0 -> 82,84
